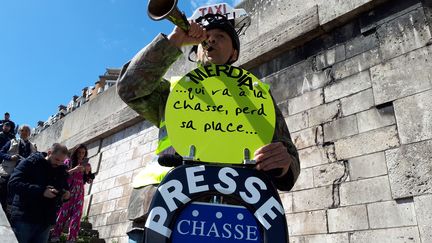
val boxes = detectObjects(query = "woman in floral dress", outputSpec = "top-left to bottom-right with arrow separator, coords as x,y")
51,144 -> 94,243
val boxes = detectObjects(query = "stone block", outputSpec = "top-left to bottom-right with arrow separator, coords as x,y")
308,101 -> 341,127
279,192 -> 293,213
83,194 -> 92,217
107,210 -> 128,225
96,225 -> 112,239
92,190 -> 109,204
114,171 -> 133,187
356,106 -> 396,133
99,178 -> 115,192
292,186 -> 333,212
116,196 -> 130,211
91,181 -> 101,194
238,5 -> 320,68
285,112 -> 308,133
335,125 -> 399,159
394,89 -> 432,144
289,89 -> 324,115
315,48 -> 336,70
108,186 -> 124,201
346,33 -> 379,58
0,226 -> 18,243
99,156 -> 117,173
367,200 -> 417,228
290,233 -> 349,243
95,169 -> 110,182
277,100 -> 289,118
132,142 -> 153,159
0,207 -> 10,227
303,69 -> 334,94
328,205 -> 369,232
349,227 -> 420,243
109,163 -> 126,177
315,45 -> 346,70
89,202 -> 103,217
93,213 -> 108,228
89,154 -> 101,173
323,115 -> 358,142
386,139 -> 432,199
87,140 -> 101,158
341,88 -> 375,116
291,126 -> 323,150
118,236 -> 128,243
116,150 -> 134,164
313,162 -> 347,187
110,222 -> 129,237
348,152 -> 387,180
101,200 -> 116,214
318,0 -> 386,26
340,176 -> 392,206
377,7 -> 432,61
122,184 -> 133,198
115,141 -> 131,155
332,48 -> 381,80
291,168 -> 314,191
102,148 -> 116,160
298,145 -> 337,169
286,210 -> 327,236
325,71 -> 372,102
370,45 -> 432,105
414,194 -> 432,243
267,60 -> 314,102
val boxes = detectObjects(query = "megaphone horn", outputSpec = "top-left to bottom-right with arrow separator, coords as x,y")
147,0 -> 190,31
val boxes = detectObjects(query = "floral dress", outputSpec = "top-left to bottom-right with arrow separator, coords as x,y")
51,159 -> 85,241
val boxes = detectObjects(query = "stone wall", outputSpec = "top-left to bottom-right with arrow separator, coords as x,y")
15,0 -> 432,242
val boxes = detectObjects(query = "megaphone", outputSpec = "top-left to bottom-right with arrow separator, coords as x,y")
147,0 -> 190,31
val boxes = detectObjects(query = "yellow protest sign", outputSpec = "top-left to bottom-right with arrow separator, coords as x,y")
165,64 -> 275,164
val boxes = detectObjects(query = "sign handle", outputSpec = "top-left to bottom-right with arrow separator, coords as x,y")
243,148 -> 256,165
183,145 -> 196,161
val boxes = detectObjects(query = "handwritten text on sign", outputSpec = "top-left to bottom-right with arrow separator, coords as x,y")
165,64 -> 275,164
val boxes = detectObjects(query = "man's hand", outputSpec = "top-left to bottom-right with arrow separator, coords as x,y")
11,155 -> 20,161
168,21 -> 207,49
254,142 -> 294,177
43,187 -> 58,199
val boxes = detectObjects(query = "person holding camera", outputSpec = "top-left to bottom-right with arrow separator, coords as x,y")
8,143 -> 70,243
51,144 -> 94,243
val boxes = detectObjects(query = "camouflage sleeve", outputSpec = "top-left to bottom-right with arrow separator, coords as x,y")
116,34 -> 183,126
270,99 -> 300,191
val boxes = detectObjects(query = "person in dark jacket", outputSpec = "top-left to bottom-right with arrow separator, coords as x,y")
0,125 -> 37,214
0,122 -> 15,151
0,112 -> 16,135
8,143 -> 70,243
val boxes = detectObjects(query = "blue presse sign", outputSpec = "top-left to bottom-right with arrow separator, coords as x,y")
172,202 -> 262,243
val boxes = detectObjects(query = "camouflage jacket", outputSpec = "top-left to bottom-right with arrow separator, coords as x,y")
117,34 -> 300,191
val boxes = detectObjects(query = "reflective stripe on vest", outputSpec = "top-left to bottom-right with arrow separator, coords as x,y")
132,164 -> 172,188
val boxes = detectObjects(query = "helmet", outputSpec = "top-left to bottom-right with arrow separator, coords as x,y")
197,14 -> 240,54
190,14 -> 240,64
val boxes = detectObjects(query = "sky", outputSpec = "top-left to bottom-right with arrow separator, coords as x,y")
1,0 -> 241,129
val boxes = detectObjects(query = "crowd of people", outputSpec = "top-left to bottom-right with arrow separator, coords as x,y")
0,112 -> 95,243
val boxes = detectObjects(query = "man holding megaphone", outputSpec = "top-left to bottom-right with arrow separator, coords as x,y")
117,4 -> 300,190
